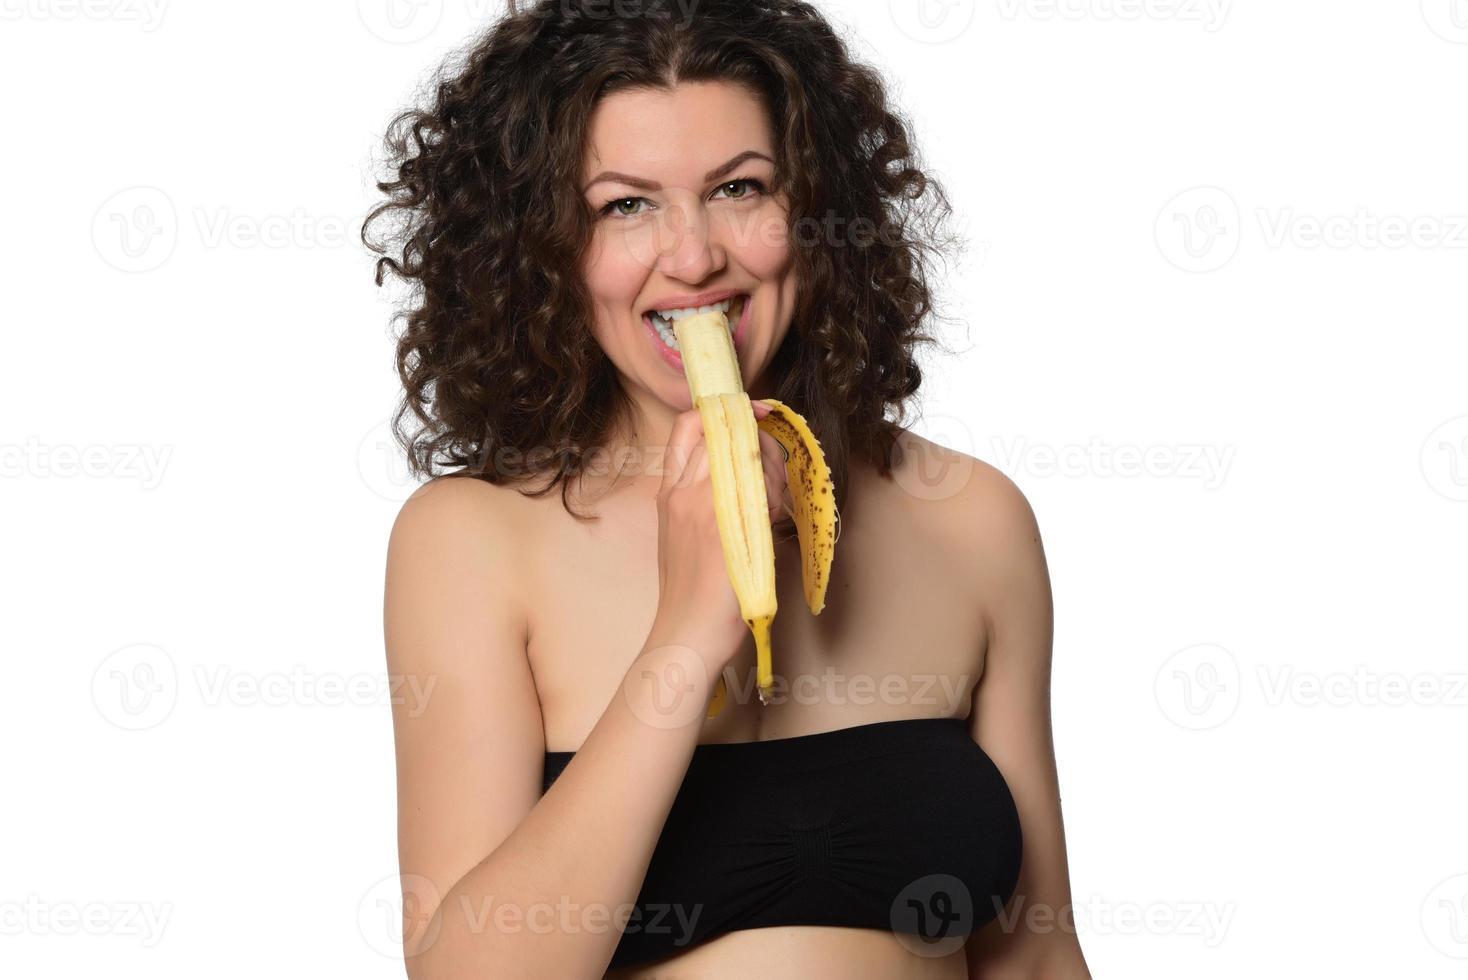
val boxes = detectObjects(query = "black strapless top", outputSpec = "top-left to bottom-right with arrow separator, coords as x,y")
541,716 -> 1023,970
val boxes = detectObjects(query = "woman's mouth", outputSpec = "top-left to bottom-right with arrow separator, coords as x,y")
642,293 -> 750,369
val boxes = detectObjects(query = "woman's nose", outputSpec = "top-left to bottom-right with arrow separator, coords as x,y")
653,197 -> 726,282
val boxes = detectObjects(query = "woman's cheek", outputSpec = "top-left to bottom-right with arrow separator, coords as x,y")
731,202 -> 792,272
584,227 -> 643,295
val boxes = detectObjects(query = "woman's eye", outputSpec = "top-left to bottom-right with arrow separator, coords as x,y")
602,197 -> 648,218
599,179 -> 766,220
716,178 -> 765,201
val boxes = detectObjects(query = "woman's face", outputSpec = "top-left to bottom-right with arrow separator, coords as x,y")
579,80 -> 799,416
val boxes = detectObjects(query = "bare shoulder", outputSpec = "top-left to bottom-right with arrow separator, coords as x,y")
390,473 -> 532,552
888,429 -> 1048,609
386,474 -> 534,638
390,472 -> 530,538
889,429 -> 1041,543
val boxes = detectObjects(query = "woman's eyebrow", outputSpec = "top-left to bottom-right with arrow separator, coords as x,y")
582,150 -> 774,193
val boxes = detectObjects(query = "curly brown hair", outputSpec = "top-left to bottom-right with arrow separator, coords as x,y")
361,0 -> 965,523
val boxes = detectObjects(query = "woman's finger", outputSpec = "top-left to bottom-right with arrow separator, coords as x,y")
660,408 -> 707,492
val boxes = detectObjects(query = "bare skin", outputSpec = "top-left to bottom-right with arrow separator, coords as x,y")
387,444 -> 1090,979
384,78 -> 1091,979
533,441 -> 1072,980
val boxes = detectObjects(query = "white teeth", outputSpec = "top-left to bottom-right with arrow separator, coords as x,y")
649,296 -> 743,351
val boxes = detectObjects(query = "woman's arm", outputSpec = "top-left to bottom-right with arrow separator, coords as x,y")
955,464 -> 1092,979
385,476 -> 721,980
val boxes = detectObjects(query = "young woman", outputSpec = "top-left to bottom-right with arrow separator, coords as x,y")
366,2 -> 1090,977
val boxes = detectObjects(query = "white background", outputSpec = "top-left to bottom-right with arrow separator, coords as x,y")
2,1 -> 1466,977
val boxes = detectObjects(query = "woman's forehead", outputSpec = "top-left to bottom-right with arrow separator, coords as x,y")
582,81 -> 774,186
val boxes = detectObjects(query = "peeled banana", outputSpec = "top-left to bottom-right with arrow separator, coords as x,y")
670,309 -> 839,714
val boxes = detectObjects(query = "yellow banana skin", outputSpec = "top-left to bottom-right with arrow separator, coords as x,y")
668,308 -> 838,717
753,397 -> 839,616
